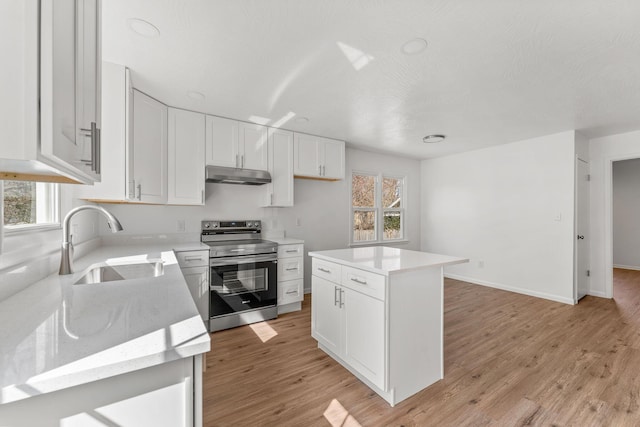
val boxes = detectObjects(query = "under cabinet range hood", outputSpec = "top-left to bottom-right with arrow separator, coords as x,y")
205,165 -> 272,185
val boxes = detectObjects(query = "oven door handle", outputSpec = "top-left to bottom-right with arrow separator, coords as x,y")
209,254 -> 277,267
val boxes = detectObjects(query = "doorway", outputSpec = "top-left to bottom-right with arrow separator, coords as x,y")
611,158 -> 640,298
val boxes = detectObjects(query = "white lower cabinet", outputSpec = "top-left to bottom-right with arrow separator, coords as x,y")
311,270 -> 385,391
0,355 -> 203,427
175,250 -> 210,327
276,242 -> 304,314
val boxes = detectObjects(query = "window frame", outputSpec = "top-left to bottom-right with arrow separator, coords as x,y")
1,181 -> 61,235
350,171 -> 406,246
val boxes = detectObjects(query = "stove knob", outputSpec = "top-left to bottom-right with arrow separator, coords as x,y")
204,223 -> 210,229
213,222 -> 219,228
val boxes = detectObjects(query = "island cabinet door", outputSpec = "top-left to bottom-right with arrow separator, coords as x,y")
342,287 -> 385,390
311,276 -> 342,355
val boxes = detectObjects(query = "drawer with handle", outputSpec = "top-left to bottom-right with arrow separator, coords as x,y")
175,250 -> 209,268
312,258 -> 341,283
278,279 -> 303,305
277,244 -> 304,258
278,257 -> 303,281
341,265 -> 385,301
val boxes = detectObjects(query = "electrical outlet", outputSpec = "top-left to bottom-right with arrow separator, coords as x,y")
177,219 -> 186,232
478,260 -> 484,268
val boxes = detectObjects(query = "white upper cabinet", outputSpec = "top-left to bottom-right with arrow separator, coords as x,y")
131,90 -> 168,204
238,122 -> 268,171
263,128 -> 294,207
206,116 -> 268,171
205,116 -> 238,168
168,108 -> 205,205
0,0 -> 101,184
293,134 -> 345,180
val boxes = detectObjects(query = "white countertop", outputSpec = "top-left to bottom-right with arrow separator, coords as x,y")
0,243 -> 210,405
309,246 -> 468,276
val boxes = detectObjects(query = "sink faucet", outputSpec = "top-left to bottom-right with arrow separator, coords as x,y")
59,206 -> 124,275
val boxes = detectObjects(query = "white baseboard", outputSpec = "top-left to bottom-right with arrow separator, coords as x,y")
586,289 -> 608,298
613,264 -> 640,271
444,273 -> 575,305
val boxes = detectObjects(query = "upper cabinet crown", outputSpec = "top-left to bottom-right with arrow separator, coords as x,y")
294,134 -> 345,180
0,0 -> 102,184
205,116 -> 268,171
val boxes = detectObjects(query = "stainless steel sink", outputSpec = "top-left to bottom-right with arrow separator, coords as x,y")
74,261 -> 164,285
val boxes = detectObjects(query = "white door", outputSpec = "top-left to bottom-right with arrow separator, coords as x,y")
238,122 -> 268,170
294,133 -> 320,177
168,108 -> 205,205
576,158 -> 590,301
321,138 -> 345,179
132,90 -> 167,204
342,288 -> 385,389
206,116 -> 239,168
311,277 -> 342,355
265,129 -> 294,207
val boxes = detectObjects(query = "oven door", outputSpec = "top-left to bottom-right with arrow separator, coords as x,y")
210,254 -> 277,317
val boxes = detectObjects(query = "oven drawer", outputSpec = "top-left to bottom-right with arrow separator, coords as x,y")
278,279 -> 303,305
278,257 -> 303,281
175,250 -> 209,268
278,244 -> 304,258
210,291 -> 276,317
312,258 -> 341,283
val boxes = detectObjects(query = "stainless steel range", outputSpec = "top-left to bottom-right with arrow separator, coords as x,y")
201,220 -> 278,332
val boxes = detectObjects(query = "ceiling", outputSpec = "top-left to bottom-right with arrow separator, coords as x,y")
102,0 -> 640,159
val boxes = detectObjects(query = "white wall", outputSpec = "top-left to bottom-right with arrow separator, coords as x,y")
420,131 -> 578,304
590,130 -> 640,298
612,158 -> 640,269
97,147 -> 422,292
0,185 -> 100,301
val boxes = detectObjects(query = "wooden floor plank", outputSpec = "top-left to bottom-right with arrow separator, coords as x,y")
204,269 -> 640,426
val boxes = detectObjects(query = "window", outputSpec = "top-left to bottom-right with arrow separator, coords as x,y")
2,180 -> 60,232
351,172 -> 405,244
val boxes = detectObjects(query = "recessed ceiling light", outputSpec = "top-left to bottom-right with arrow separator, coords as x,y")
401,38 -> 428,55
128,18 -> 160,37
423,134 -> 446,143
295,117 -> 309,124
187,91 -> 205,100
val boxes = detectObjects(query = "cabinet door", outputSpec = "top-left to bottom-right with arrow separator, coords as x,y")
132,90 -> 167,204
168,108 -> 205,205
206,115 -> 238,168
278,257 -> 303,281
311,276 -> 342,355
264,128 -> 293,207
181,266 -> 209,325
76,0 -> 101,181
343,288 -> 385,390
293,133 -> 320,177
238,122 -> 268,171
321,138 -> 345,180
40,0 -> 96,183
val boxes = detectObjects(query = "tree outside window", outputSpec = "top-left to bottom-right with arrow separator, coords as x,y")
351,172 -> 405,244
2,181 -> 59,230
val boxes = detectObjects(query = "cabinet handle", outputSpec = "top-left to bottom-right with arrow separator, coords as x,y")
185,256 -> 204,261
136,184 -> 142,200
285,267 -> 298,271
286,290 -> 298,295
340,289 -> 344,308
334,286 -> 339,306
270,193 -> 273,206
236,154 -> 239,168
95,126 -> 101,174
318,165 -> 322,176
318,267 -> 331,273
350,277 -> 367,285
241,155 -> 244,168
322,165 -> 326,176
285,249 -> 298,253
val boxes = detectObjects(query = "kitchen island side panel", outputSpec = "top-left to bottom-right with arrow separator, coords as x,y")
389,266 -> 444,403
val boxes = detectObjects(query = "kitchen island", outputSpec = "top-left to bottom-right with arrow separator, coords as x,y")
309,246 -> 467,406
0,244 -> 210,426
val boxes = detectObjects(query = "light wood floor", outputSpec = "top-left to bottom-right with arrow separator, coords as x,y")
204,269 -> 640,426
